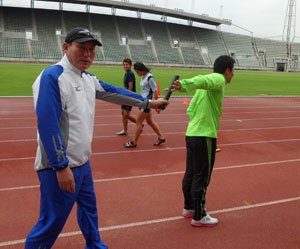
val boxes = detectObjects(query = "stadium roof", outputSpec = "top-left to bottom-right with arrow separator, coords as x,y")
37,0 -> 232,26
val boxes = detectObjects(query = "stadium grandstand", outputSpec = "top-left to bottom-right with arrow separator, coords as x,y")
0,0 -> 299,72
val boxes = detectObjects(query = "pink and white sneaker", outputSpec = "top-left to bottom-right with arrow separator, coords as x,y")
191,214 -> 219,227
182,209 -> 194,218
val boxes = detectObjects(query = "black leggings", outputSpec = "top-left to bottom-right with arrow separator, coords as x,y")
182,136 -> 216,220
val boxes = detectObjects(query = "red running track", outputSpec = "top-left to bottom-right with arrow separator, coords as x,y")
0,97 -> 300,249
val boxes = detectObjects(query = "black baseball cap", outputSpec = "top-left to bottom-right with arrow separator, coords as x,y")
65,27 -> 102,46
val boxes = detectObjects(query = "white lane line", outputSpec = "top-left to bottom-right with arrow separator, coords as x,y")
94,158 -> 300,182
90,138 -> 300,156
0,184 -> 39,191
1,158 -> 299,192
0,126 -> 36,130
225,117 -> 300,121
1,104 -> 300,114
0,139 -> 37,143
0,156 -> 35,162
91,116 -> 300,125
0,107 -> 187,115
1,196 -> 299,247
1,138 -> 300,162
2,116 -> 300,130
2,125 -> 300,143
1,110 -> 300,120
0,239 -> 26,247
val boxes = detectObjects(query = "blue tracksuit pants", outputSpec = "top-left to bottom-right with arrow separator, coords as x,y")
25,161 -> 108,249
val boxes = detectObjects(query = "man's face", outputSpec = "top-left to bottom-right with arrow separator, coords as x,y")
63,41 -> 96,72
224,68 -> 234,83
123,62 -> 131,72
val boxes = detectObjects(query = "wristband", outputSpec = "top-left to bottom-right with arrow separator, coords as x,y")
146,99 -> 152,109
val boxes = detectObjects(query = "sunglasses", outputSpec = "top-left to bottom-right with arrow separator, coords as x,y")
67,30 -> 98,43
77,30 -> 97,39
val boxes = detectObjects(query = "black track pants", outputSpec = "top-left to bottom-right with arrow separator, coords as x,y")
182,136 -> 216,220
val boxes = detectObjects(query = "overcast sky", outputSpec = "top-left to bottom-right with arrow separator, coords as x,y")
122,0 -> 299,40
3,0 -> 300,41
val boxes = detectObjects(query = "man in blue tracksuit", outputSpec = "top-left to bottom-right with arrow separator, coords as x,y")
25,27 -> 168,249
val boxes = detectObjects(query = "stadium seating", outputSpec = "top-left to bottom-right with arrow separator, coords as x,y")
0,7 -> 31,58
0,37 -> 30,58
193,28 -> 227,64
143,19 -> 182,64
90,14 -> 128,62
116,17 -> 156,63
32,9 -> 62,60
221,32 -> 260,68
0,6 -> 299,71
255,38 -> 288,68
3,7 -> 32,32
129,44 -> 156,63
117,16 -> 144,40
180,47 -> 205,65
63,11 -> 90,34
290,42 -> 300,69
168,23 -> 205,65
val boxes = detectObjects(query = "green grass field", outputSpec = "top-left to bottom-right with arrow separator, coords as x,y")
0,63 -> 299,96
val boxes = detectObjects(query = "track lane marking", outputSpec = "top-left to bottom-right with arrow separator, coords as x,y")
2,125 -> 300,143
0,196 -> 299,247
1,158 -> 300,192
1,138 -> 300,161
1,110 -> 300,120
2,116 -> 300,130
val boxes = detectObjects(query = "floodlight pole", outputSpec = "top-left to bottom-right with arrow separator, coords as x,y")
217,5 -> 223,31
86,3 -> 90,13
190,0 -> 195,13
59,1 -> 63,11
111,7 -> 116,15
137,9 -> 141,18
282,0 -> 296,43
282,0 -> 296,63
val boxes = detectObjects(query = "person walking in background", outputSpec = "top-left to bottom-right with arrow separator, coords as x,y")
124,62 -> 165,148
25,27 -> 168,249
170,55 -> 235,227
116,58 -> 138,136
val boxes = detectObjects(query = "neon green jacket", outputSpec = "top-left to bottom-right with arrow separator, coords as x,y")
179,73 -> 226,138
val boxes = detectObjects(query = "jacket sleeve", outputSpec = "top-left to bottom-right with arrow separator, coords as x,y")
179,74 -> 224,92
35,66 -> 69,169
95,79 -> 150,109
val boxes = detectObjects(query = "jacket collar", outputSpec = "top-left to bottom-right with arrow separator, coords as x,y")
61,54 -> 83,76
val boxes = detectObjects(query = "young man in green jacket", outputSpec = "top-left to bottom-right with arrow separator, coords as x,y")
171,55 -> 235,227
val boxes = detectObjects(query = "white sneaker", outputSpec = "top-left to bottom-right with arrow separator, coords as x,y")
116,130 -> 128,136
191,214 -> 219,227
